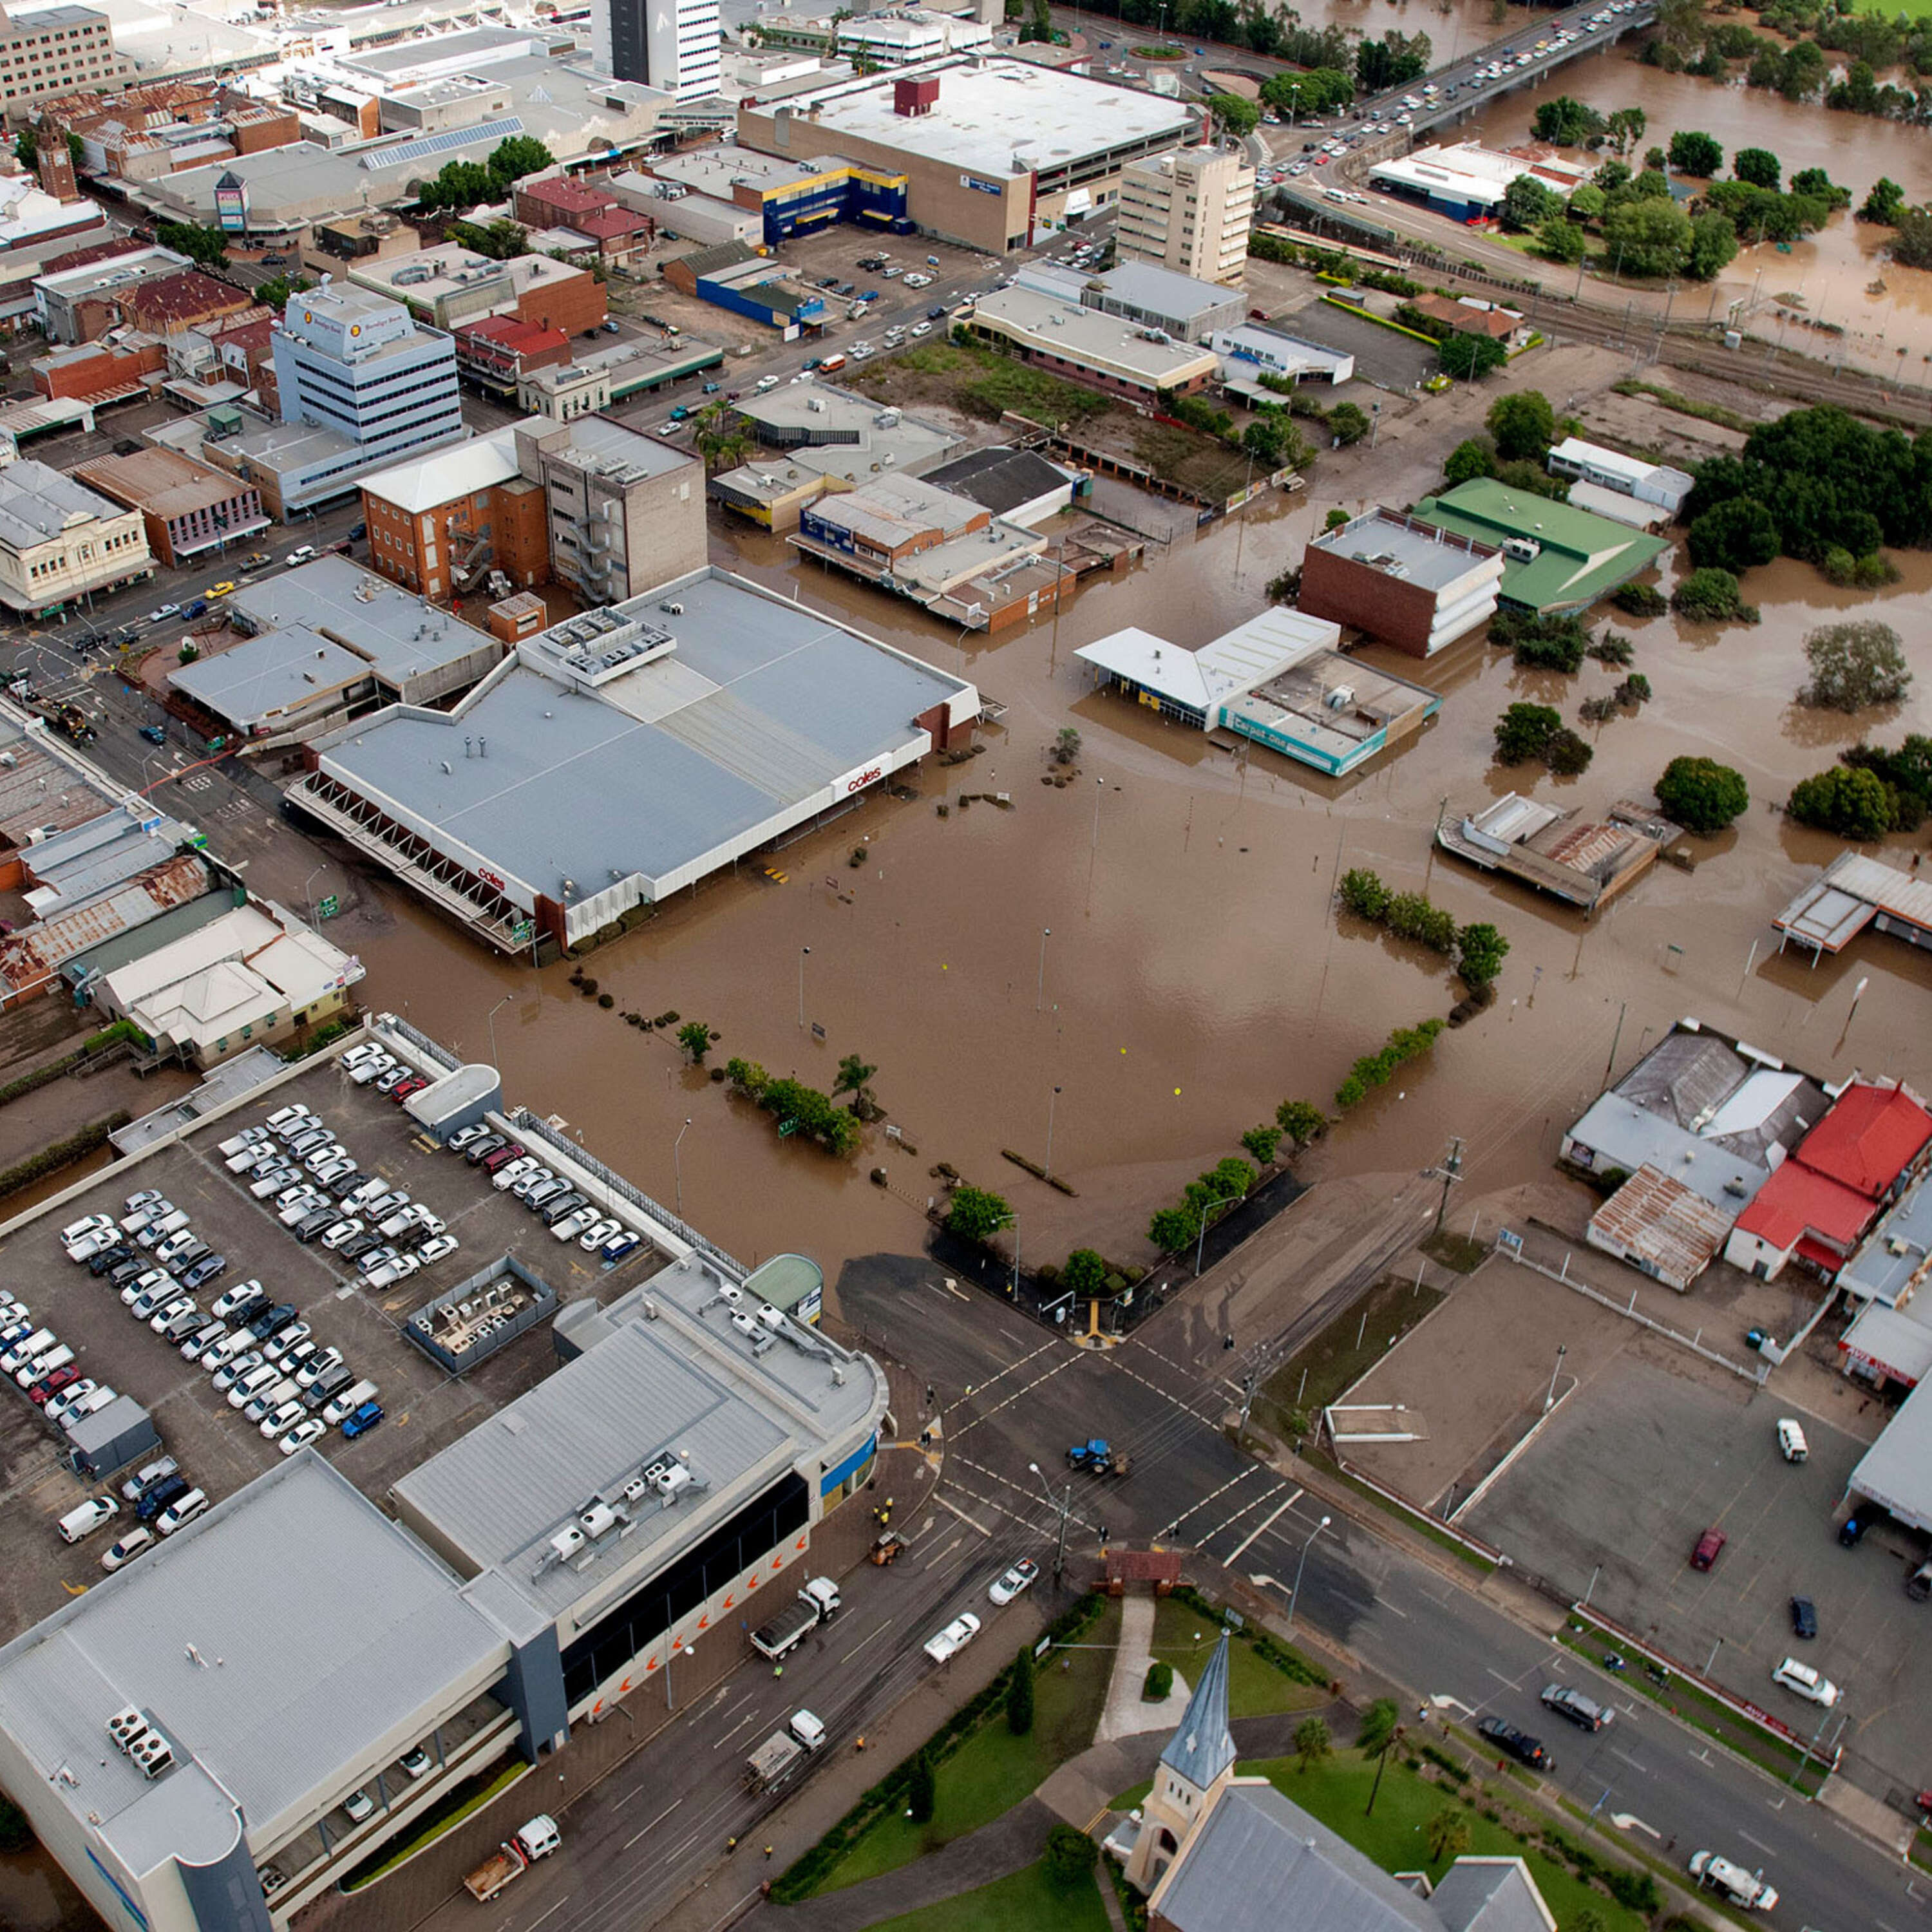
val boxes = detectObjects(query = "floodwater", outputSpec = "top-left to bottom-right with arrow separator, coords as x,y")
1458,48 -> 1932,375
336,496 -> 1932,1297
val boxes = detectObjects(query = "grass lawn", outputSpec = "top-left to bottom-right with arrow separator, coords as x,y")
811,1601 -> 1121,1895
1148,1598 -> 1327,1721
851,340 -> 1113,428
1262,1274 -> 1445,1423
1242,1752 -> 1649,1932
1127,422 -> 1255,503
860,1857 -> 1111,1932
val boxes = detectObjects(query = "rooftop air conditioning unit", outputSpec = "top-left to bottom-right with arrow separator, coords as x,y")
579,1502 -> 620,1540
549,1523 -> 587,1562
130,1733 -> 174,1779
108,1707 -> 148,1750
1501,536 -> 1541,564
653,1463 -> 694,1504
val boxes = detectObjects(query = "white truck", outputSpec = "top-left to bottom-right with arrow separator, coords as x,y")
744,1712 -> 828,1794
464,1816 -> 561,1902
750,1577 -> 840,1660
1687,1851 -> 1778,1912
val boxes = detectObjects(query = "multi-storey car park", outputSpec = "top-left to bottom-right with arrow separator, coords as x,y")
0,1017 -> 884,1932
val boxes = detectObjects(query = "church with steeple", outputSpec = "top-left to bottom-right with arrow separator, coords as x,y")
1120,1629 -> 1557,1932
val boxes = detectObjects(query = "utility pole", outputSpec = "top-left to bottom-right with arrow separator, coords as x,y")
1426,1135 -> 1463,1234
1054,1480 -> 1070,1584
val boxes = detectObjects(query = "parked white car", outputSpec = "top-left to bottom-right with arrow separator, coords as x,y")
1771,1657 -> 1839,1707
923,1613 -> 981,1664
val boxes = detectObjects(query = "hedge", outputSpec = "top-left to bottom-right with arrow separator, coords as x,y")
770,1593 -> 1104,1902
0,1113 -> 131,1202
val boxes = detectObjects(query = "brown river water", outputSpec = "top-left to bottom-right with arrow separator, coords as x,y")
334,498 -> 1932,1292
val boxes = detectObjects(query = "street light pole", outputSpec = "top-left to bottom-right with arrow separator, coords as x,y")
674,1115 -> 692,1217
1045,1084 -> 1061,1179
1029,1461 -> 1072,1585
1544,1342 -> 1567,1414
1287,1514 -> 1330,1630
797,945 -> 810,1030
1036,927 -> 1050,1011
303,864 -> 326,927
1195,1189 -> 1244,1278
486,992 -> 513,1070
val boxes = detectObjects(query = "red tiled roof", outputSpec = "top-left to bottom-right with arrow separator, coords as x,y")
576,207 -> 650,242
457,315 -> 569,354
1734,1161 -> 1875,1251
520,178 -> 612,218
124,269 -> 250,327
1795,1081 -> 1932,1199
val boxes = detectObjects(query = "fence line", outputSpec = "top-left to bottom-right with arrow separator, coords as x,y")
1500,1245 -> 1766,1385
507,1106 -> 747,1283
379,1012 -> 463,1074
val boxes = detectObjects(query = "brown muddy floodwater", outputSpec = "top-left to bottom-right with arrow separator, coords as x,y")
1459,47 -> 1932,376
337,500 -> 1932,1295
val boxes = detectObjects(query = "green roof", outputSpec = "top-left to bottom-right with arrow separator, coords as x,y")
1412,478 -> 1668,612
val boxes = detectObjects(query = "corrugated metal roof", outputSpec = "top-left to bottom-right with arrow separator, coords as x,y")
0,1455 -> 504,1872
1850,1376 -> 1932,1529
0,852 -> 213,994
1588,1165 -> 1734,1288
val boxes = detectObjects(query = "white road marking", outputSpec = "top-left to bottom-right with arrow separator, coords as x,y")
836,1617 -> 897,1666
1608,1813 -> 1660,1839
1160,1465 -> 1260,1538
1738,1830 -> 1776,1858
1224,1489 -> 1303,1566
522,1895 -> 575,1930
1610,1748 -> 1648,1774
918,1533 -> 964,1571
933,1492 -> 992,1537
709,1712 -> 757,1752
622,1798 -> 683,1848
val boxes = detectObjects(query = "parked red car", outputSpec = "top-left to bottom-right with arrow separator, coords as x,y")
30,1363 -> 80,1406
1690,1526 -> 1727,1571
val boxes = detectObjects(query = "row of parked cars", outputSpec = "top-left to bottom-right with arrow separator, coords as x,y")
225,1074 -> 457,1291
448,1124 -> 642,1260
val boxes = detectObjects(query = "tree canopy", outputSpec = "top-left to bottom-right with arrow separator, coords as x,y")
1799,621 -> 1913,711
1486,390 -> 1555,462
1667,129 -> 1723,175
1733,146 -> 1781,189
1655,756 -> 1749,834
1602,196 -> 1692,276
1356,29 -> 1431,92
1860,177 -> 1907,225
1501,173 -> 1563,233
1531,96 -> 1604,144
156,220 -> 227,269
1438,333 -> 1507,381
1207,91 -> 1259,137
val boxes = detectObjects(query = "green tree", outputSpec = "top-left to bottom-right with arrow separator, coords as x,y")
1501,173 -> 1562,232
1061,1248 -> 1108,1297
1426,1807 -> 1472,1866
1686,211 -> 1739,281
724,1056 -> 768,1098
1208,92 -> 1260,137
1788,764 -> 1895,840
1357,1698 -> 1401,1757
947,1184 -> 1013,1244
1655,755 -> 1748,833
1687,496 -> 1779,571
1671,567 -> 1755,622
1566,182 -> 1606,222
1294,1715 -> 1332,1772
1800,620 -> 1912,710
1043,1823 -> 1096,1886
1859,176 -> 1907,225
1604,106 -> 1648,157
1537,215 -> 1587,264
1790,168 -> 1849,211
833,1052 -> 878,1114
1734,146 -> 1781,189
1356,28 -> 1432,92
1006,1647 -> 1035,1734
449,217 -> 529,261
1546,728 -> 1593,775
1444,437 -> 1498,485
1668,129 -> 1723,175
488,134 -> 554,184
1143,1661 -> 1175,1700
12,122 -> 34,168
1486,390 -> 1555,461
1531,96 -> 1605,144
692,399 -> 752,472
1602,196 -> 1692,276
1274,1099 -> 1327,1148
1339,866 -> 1392,920
1327,401 -> 1370,445
1438,334 -> 1508,381
907,1750 -> 936,1823
1241,1123 -> 1283,1166
676,1019 -> 714,1063
254,273 -> 313,311
156,220 -> 227,268
1148,1206 -> 1197,1252
1456,922 -> 1510,990
1495,703 -> 1561,764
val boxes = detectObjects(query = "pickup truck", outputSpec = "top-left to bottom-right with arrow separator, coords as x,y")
750,1576 -> 840,1660
464,1815 -> 560,1902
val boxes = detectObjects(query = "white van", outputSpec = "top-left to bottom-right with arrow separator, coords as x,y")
1776,1417 -> 1808,1463
59,1496 -> 120,1543
227,1363 -> 280,1409
156,1489 -> 209,1535
323,1379 -> 378,1426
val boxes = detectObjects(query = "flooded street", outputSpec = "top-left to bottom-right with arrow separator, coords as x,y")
1458,48 -> 1932,375
334,474 -> 1932,1298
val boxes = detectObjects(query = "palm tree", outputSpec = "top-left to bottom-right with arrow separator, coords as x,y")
1425,1808 -> 1469,1866
692,400 -> 752,472
833,1054 -> 878,1116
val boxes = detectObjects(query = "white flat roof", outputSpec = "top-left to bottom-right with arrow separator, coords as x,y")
775,56 -> 1193,177
1077,607 -> 1339,713
973,284 -> 1217,384
361,424 -> 522,514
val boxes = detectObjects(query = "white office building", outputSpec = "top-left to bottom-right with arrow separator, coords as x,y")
592,0 -> 721,100
1115,144 -> 1255,285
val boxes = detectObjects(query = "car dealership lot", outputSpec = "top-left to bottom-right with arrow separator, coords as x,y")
0,1057 -> 662,1642
1465,1354 -> 1930,1794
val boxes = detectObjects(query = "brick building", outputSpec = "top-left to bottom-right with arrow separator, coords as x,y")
31,334 -> 163,402
1298,508 -> 1505,659
451,314 -> 571,397
73,444 -> 268,570
0,4 -> 130,112
122,267 -> 252,335
359,426 -> 547,601
510,175 -> 654,263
